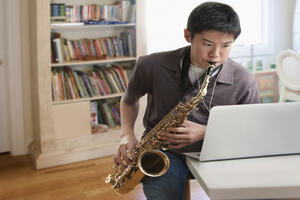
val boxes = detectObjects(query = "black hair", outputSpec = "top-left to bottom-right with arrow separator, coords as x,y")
187,2 -> 241,40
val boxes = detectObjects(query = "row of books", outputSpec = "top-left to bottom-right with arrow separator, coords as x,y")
51,31 -> 135,63
91,99 -> 121,128
51,65 -> 133,101
51,1 -> 135,23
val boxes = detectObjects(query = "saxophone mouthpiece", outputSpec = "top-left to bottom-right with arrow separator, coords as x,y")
208,61 -> 215,66
206,62 -> 215,75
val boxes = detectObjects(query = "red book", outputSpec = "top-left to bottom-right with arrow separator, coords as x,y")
72,40 -> 83,60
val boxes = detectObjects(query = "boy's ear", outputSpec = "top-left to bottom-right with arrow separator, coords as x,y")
184,29 -> 191,43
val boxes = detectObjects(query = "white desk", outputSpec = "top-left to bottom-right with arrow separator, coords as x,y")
186,155 -> 300,200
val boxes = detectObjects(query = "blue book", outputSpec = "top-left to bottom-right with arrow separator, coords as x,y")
51,4 -> 60,17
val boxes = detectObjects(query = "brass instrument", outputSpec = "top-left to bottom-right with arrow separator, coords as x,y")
105,62 -> 216,194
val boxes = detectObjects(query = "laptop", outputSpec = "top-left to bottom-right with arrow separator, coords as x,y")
185,102 -> 300,161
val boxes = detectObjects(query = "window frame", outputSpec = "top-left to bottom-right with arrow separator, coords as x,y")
230,0 -> 274,58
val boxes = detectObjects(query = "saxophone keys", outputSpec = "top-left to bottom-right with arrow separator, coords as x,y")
161,146 -> 168,151
105,174 -> 116,186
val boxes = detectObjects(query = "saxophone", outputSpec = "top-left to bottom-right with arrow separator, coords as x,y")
105,62 -> 216,194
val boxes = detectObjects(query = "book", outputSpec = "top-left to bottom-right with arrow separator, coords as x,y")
53,38 -> 63,63
88,39 -> 98,59
82,73 -> 95,97
78,40 -> 87,59
94,39 -> 104,57
65,72 -> 76,99
57,70 -> 65,100
112,67 -> 126,91
99,38 -> 108,56
72,40 -> 83,60
97,67 -> 114,93
114,65 -> 128,88
105,68 -> 120,93
73,70 -> 88,98
52,70 -> 58,101
65,68 -> 80,98
121,1 -> 131,22
63,71 -> 72,99
65,5 -> 72,23
51,4 -> 60,17
128,4 -> 136,23
63,39 -> 71,62
67,40 -> 76,60
51,32 -> 66,62
101,102 -> 116,127
110,105 -> 121,125
90,102 -> 98,127
109,68 -> 124,92
86,72 -> 99,96
90,71 -> 106,95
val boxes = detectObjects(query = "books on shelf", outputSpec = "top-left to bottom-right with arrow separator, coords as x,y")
51,31 -> 135,64
50,1 -> 136,24
49,0 -> 136,137
94,99 -> 121,128
51,65 -> 133,102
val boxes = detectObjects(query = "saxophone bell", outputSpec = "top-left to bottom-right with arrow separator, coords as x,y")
138,150 -> 170,177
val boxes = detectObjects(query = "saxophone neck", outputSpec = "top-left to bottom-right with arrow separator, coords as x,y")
188,63 -> 215,107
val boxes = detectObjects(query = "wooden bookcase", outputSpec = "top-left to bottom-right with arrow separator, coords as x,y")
29,0 -> 140,169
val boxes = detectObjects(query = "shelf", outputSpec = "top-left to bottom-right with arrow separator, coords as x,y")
52,93 -> 124,105
51,23 -> 136,31
51,56 -> 137,67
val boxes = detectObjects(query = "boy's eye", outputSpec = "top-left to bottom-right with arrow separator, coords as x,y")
203,43 -> 213,47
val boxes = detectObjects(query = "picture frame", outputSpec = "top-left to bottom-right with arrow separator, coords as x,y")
254,71 -> 279,103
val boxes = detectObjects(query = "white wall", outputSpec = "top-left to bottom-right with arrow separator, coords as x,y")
263,0 -> 296,68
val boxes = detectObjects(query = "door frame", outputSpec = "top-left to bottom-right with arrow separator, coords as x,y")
3,0 -> 26,155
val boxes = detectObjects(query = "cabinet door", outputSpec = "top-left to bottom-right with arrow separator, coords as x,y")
53,101 -> 92,139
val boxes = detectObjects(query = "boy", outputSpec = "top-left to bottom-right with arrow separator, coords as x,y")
115,2 -> 259,199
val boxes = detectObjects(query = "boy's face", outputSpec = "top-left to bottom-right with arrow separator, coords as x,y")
184,29 -> 235,68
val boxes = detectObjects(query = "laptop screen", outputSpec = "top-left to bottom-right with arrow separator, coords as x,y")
200,102 -> 300,161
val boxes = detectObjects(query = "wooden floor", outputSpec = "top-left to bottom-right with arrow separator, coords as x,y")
0,153 -> 210,200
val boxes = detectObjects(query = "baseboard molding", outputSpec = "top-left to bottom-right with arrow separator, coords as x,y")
28,141 -> 118,169
28,132 -> 121,169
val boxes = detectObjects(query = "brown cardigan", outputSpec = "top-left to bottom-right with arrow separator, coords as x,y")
124,46 -> 259,152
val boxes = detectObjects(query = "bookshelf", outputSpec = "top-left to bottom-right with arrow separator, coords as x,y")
29,0 -> 139,169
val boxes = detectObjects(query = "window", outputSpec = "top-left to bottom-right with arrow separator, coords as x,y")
145,0 -> 273,58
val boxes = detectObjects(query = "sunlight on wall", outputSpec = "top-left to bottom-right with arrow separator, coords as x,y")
145,0 -> 200,54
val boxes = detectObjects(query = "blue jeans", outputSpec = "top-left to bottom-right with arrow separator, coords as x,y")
141,151 -> 189,200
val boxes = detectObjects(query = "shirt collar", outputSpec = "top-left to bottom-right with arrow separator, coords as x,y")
160,46 -> 234,85
217,58 -> 234,85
